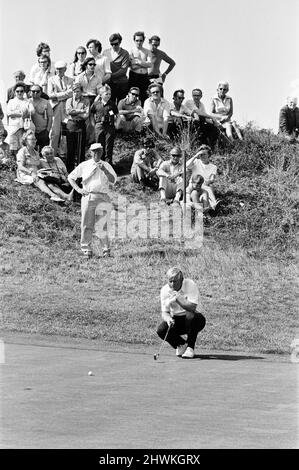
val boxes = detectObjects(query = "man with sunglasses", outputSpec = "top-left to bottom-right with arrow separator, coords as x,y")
116,87 -> 144,133
143,83 -> 171,137
103,33 -> 130,104
29,85 -> 53,151
168,89 -> 192,140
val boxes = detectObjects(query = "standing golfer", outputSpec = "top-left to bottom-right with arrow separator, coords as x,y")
157,267 -> 206,358
68,143 -> 117,258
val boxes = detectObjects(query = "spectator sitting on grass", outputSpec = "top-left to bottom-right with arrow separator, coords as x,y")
156,146 -> 183,205
0,128 -> 11,166
279,96 -> 299,143
116,87 -> 144,134
39,145 -> 74,202
186,144 -> 218,210
186,173 -> 209,213
130,137 -> 162,190
15,131 -> 66,202
211,81 -> 243,142
143,83 -> 171,138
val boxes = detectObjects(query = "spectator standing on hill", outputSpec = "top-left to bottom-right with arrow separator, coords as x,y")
86,39 -> 111,85
129,31 -> 152,106
279,96 -> 299,143
148,35 -> 176,84
157,267 -> 206,359
90,84 -> 118,166
29,42 -> 55,84
68,47 -> 87,78
75,57 -> 102,103
68,143 -> 117,259
29,54 -> 55,98
116,87 -> 144,134
65,83 -> 90,172
7,71 -> 31,103
157,146 -> 184,205
143,83 -> 171,137
47,61 -> 73,156
186,144 -> 218,210
103,33 -> 130,104
130,137 -> 162,190
29,84 -> 53,151
7,82 -> 34,157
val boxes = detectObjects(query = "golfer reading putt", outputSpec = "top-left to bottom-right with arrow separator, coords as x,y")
157,267 -> 206,358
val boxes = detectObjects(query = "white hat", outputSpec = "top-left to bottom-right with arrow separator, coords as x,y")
55,60 -> 67,69
90,143 -> 103,151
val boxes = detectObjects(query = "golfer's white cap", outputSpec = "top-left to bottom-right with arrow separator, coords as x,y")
55,60 -> 67,69
90,143 -> 103,151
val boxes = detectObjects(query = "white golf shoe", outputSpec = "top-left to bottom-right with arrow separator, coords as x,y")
182,347 -> 195,359
176,344 -> 188,357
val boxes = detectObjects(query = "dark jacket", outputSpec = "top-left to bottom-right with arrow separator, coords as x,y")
279,105 -> 299,135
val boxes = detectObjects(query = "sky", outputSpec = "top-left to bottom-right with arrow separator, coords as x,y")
0,0 -> 298,132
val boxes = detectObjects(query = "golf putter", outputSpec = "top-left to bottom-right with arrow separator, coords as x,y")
154,323 -> 172,360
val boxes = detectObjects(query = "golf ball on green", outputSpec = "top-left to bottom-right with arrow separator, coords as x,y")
88,371 -> 94,376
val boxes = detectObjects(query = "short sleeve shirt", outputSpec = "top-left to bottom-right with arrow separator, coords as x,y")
160,279 -> 199,316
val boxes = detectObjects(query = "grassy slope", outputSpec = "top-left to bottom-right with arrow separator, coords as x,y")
1,128 -> 298,355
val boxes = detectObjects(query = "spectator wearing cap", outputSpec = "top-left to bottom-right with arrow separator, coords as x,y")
68,142 -> 117,259
148,35 -> 176,85
48,61 -> 73,155
7,71 -> 31,103
0,128 -> 10,165
143,83 -> 171,137
129,31 -> 152,106
130,137 -> 162,190
279,96 -> 299,143
157,147 -> 184,205
86,39 -> 111,85
29,84 -> 53,151
103,33 -> 130,104
65,83 -> 90,172
90,84 -> 118,166
116,87 -> 144,134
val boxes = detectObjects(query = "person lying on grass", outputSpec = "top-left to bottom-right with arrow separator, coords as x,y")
15,130 -> 69,203
157,267 -> 206,359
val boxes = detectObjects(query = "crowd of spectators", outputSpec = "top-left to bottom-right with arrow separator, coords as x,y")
0,33 -> 297,213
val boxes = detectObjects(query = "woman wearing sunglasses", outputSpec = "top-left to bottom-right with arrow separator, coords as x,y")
211,81 -> 243,142
69,47 -> 87,78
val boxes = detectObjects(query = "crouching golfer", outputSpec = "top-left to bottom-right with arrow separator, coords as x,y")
157,267 -> 206,358
68,143 -> 117,258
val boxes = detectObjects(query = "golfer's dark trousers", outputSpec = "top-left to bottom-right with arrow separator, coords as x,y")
157,312 -> 206,350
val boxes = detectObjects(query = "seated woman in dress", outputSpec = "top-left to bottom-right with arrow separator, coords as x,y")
186,144 -> 219,210
39,146 -> 74,201
15,131 -> 71,203
211,81 -> 243,142
68,46 -> 87,78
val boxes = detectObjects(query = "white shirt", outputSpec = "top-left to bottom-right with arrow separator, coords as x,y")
143,97 -> 170,127
185,99 -> 207,116
68,158 -> 117,194
160,279 -> 199,316
189,160 -> 217,183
